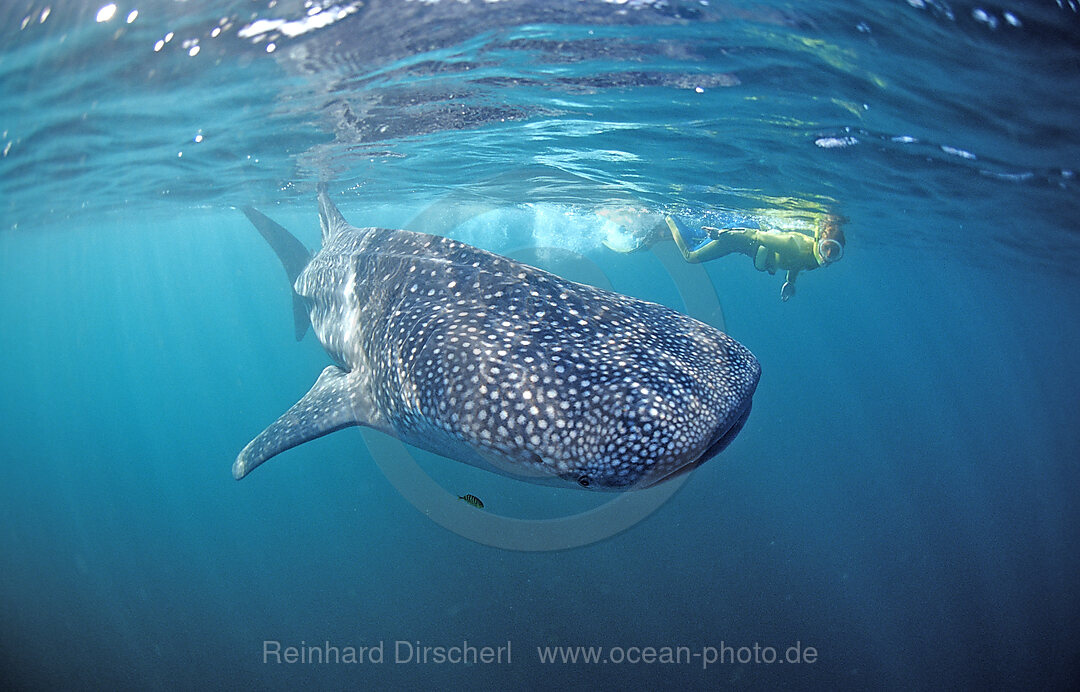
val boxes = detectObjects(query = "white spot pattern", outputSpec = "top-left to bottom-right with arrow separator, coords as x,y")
291,216 -> 760,490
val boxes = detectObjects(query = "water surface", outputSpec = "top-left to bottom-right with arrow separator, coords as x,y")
1,0 -> 1078,689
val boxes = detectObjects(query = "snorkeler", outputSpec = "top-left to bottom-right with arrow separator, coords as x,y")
667,214 -> 845,301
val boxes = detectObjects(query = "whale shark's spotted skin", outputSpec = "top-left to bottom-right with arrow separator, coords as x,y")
235,189 -> 760,490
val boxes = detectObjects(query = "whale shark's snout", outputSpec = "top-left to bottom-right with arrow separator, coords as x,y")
565,344 -> 760,492
640,398 -> 755,490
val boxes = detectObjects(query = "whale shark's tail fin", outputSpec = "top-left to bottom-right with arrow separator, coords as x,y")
317,183 -> 351,244
241,206 -> 312,341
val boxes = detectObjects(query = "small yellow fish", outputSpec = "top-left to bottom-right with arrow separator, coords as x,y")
458,494 -> 484,509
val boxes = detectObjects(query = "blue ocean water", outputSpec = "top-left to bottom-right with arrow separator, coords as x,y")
2,0 -> 1079,689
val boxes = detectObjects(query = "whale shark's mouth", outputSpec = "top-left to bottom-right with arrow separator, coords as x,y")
643,400 -> 753,488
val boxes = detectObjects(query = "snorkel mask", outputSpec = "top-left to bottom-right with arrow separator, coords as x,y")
817,237 -> 844,264
815,215 -> 846,265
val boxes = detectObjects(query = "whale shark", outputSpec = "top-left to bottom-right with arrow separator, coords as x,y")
234,188 -> 760,490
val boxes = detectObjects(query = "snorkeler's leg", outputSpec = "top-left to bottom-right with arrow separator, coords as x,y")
709,227 -> 761,255
669,217 -> 760,263
667,215 -> 697,259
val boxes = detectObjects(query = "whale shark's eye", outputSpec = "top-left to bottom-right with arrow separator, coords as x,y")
577,475 -> 590,488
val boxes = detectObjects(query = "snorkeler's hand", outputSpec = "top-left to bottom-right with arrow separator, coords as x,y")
780,281 -> 795,302
702,225 -> 723,240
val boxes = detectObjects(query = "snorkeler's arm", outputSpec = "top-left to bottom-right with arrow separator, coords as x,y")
780,269 -> 798,301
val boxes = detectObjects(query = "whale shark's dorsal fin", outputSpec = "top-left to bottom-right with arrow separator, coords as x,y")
317,184 -> 352,244
241,206 -> 312,341
233,366 -> 362,479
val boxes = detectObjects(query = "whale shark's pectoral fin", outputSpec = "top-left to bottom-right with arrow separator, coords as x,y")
233,366 -> 361,480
